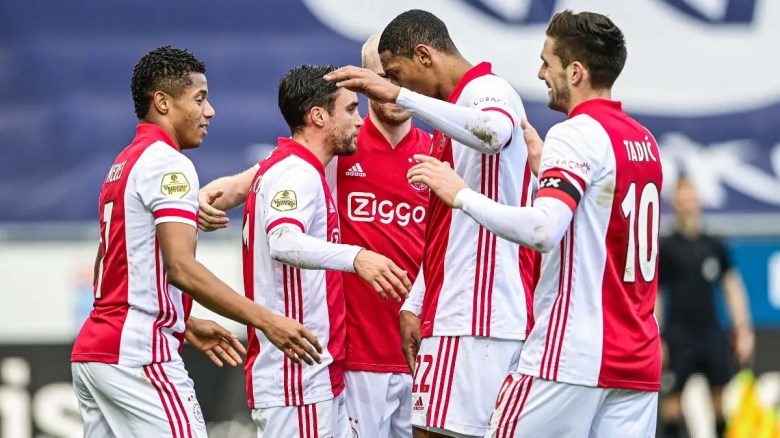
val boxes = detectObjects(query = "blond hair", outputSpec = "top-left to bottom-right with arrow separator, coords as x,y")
361,33 -> 381,68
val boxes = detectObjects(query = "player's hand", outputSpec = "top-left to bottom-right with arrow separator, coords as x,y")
263,314 -> 323,365
734,327 -> 755,366
407,155 -> 468,208
185,317 -> 246,367
522,118 -> 543,176
400,310 -> 421,373
198,189 -> 230,232
324,66 -> 401,103
354,249 -> 411,302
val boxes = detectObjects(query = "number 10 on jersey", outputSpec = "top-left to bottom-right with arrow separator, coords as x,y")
620,182 -> 660,283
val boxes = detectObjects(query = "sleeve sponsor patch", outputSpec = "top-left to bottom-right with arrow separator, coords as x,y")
160,173 -> 191,198
271,190 -> 298,211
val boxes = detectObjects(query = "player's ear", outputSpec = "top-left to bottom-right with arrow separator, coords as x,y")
570,61 -> 586,87
309,106 -> 327,129
413,45 -> 433,68
152,91 -> 170,115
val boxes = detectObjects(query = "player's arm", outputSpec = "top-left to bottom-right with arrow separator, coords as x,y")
396,88 -> 513,155
400,265 -> 425,373
324,66 -> 512,154
158,222 -> 321,364
720,242 -> 754,366
198,166 -> 257,231
184,316 -> 246,367
408,125 -> 595,251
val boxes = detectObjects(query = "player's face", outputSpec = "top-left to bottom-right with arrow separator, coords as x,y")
169,73 -> 215,149
538,38 -> 571,114
673,180 -> 701,216
365,52 -> 412,125
380,51 -> 438,99
326,89 -> 363,156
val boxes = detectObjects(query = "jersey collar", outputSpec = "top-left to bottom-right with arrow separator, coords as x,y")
568,99 -> 623,119
447,62 -> 493,104
135,123 -> 180,151
276,137 -> 326,177
363,113 -> 417,151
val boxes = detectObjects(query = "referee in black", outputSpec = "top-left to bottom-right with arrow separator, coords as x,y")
657,176 -> 754,437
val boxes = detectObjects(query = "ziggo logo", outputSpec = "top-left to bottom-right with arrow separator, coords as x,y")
347,192 -> 425,226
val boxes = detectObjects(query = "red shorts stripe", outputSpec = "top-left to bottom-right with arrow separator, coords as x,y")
438,337 -> 460,426
297,405 -> 305,438
497,374 -> 528,437
145,364 -> 185,438
157,363 -> 193,438
425,337 -> 447,427
507,376 -> 534,437
143,365 -> 179,438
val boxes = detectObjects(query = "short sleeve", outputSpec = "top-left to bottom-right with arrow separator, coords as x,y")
536,122 -> 602,212
462,76 -> 519,130
137,144 -> 199,228
260,159 -> 324,235
715,237 -> 734,274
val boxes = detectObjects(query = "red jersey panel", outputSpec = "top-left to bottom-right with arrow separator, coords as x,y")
333,115 -> 430,373
72,124 -> 198,367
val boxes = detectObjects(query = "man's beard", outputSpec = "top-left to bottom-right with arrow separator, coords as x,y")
547,76 -> 571,113
371,100 -> 412,126
328,127 -> 358,156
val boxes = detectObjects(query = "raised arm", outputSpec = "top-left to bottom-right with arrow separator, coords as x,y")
198,166 -> 256,231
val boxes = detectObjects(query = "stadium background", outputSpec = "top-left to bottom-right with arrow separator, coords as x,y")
0,0 -> 778,436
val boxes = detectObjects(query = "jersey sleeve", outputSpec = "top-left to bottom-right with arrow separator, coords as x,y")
535,123 -> 602,212
137,145 -> 199,228
461,76 -> 520,133
715,237 -> 734,274
260,160 -> 323,235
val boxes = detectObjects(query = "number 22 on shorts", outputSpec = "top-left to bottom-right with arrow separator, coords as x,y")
412,354 -> 434,393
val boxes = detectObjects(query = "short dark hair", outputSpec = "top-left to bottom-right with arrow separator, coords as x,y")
546,10 -> 627,89
131,45 -> 206,119
278,65 -> 340,134
378,9 -> 458,59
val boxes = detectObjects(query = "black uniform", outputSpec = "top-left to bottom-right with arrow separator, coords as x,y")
659,231 -> 734,392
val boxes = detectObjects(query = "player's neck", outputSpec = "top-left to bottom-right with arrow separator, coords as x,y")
291,133 -> 334,168
677,215 -> 702,238
437,55 -> 473,101
368,110 -> 412,149
140,117 -> 181,150
565,88 -> 613,116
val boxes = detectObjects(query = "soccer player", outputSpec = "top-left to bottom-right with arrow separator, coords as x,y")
658,176 -> 754,438
197,36 -> 430,437
325,9 -> 535,437
242,64 -> 411,437
335,35 -> 430,438
71,46 -> 322,438
407,10 -> 664,437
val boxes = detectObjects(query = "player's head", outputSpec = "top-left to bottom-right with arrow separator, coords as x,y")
539,10 -> 627,113
362,34 -> 412,126
672,175 -> 701,217
131,45 -> 214,149
378,9 -> 460,98
278,65 -> 363,156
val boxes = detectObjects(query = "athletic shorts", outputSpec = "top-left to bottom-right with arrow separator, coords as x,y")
71,360 -> 207,438
487,374 -> 657,438
410,336 -> 523,437
252,392 -> 349,438
345,370 -> 412,438
664,326 -> 733,392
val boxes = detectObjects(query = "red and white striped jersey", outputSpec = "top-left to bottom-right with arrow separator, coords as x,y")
516,99 -> 663,391
421,62 -> 534,340
243,138 -> 346,408
71,123 -> 198,367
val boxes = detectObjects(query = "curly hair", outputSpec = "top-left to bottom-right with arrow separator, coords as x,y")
131,45 -> 206,119
546,10 -> 627,89
278,65 -> 340,134
378,9 -> 458,59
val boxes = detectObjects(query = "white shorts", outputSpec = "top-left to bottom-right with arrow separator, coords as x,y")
486,374 -> 658,438
71,361 -> 207,438
411,336 -> 523,437
345,370 -> 412,438
252,392 -> 349,438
